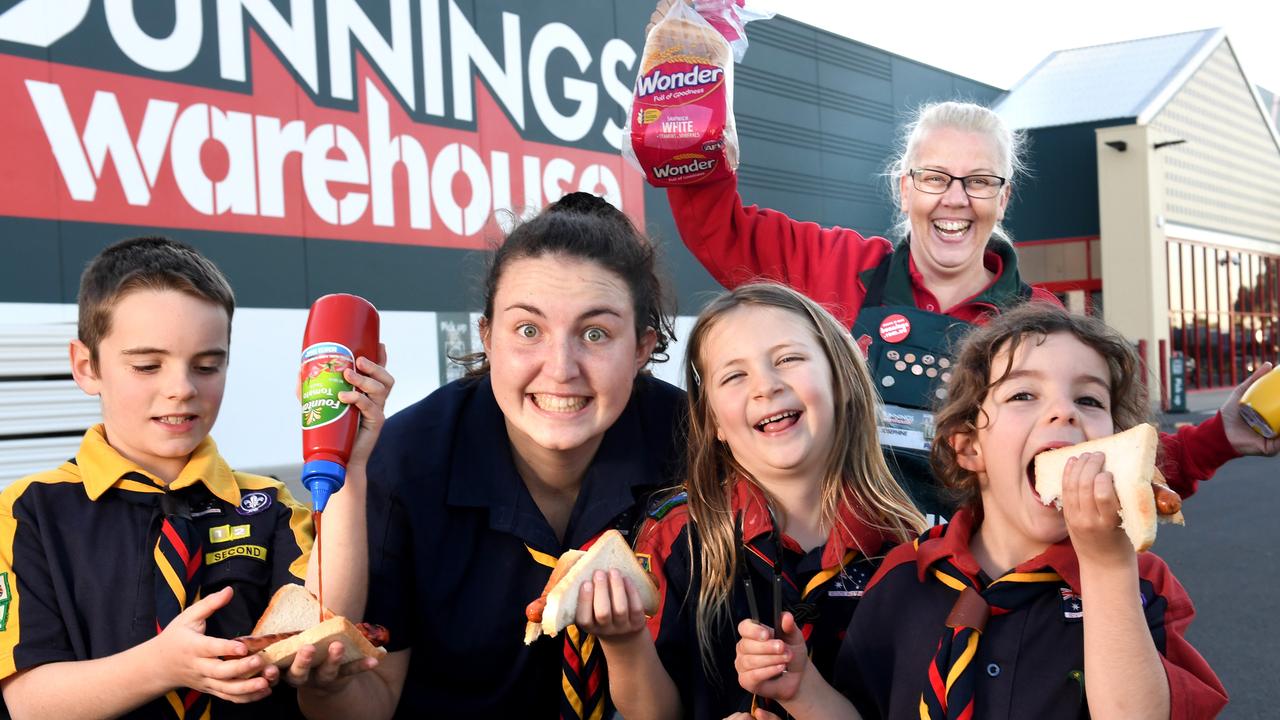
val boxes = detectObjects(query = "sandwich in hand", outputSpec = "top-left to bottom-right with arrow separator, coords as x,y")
1033,423 -> 1185,552
524,529 -> 660,645
235,584 -> 388,668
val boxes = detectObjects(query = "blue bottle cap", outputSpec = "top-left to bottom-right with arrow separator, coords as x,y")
301,459 -> 347,513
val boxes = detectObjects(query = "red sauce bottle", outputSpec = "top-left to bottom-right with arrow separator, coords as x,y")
300,294 -> 380,512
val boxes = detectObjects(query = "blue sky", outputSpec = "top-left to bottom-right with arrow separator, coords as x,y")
778,2 -> 1279,95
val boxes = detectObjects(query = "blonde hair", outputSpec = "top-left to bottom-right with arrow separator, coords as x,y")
931,303 -> 1150,510
886,100 -> 1027,244
682,282 -> 925,669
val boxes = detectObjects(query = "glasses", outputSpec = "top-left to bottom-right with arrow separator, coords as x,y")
909,168 -> 1007,199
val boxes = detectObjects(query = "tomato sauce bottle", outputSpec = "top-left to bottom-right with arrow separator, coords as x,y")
300,293 -> 380,512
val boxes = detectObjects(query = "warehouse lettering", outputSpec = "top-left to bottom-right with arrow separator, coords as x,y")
0,0 -> 646,247
0,0 -> 639,148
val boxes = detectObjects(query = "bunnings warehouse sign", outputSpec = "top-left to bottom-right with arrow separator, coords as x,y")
0,0 -> 645,248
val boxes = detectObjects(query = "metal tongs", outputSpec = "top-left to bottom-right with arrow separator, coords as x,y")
766,505 -> 783,638
735,508 -> 784,636
734,509 -> 761,625
738,507 -> 788,717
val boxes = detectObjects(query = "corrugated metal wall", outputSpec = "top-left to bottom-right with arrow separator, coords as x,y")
0,323 -> 94,482
1153,41 -> 1280,244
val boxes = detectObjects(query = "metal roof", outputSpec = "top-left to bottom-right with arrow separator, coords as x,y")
995,28 -> 1224,130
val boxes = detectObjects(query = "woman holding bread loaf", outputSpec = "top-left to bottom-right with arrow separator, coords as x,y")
662,88 -> 1272,517
296,193 -> 686,719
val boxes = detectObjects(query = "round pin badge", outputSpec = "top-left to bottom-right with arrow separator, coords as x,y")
237,491 -> 273,516
878,314 -> 911,344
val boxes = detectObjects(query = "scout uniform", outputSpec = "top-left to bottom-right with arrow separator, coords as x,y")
636,479 -> 895,720
666,175 -> 1241,514
836,510 -> 1228,719
0,424 -> 312,719
362,374 -> 685,718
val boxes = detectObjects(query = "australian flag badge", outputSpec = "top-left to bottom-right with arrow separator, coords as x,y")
1060,587 -> 1083,622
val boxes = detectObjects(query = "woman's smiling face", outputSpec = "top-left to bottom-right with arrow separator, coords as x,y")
900,126 -> 1011,281
483,254 -> 656,458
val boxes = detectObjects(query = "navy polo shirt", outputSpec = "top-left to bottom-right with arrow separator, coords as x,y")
0,425 -> 312,719
364,373 -> 685,718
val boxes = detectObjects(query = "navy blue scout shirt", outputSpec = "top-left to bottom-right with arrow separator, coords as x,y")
0,425 -> 312,719
363,373 -> 685,718
836,510 -> 1228,720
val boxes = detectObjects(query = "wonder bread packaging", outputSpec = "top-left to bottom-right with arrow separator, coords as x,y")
624,0 -> 771,187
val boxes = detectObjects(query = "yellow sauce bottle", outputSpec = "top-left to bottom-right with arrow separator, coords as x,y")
1239,366 -> 1280,439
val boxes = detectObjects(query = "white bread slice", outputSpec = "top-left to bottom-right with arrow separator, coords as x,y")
255,616 -> 386,667
540,530 -> 659,639
523,549 -> 586,645
251,583 -> 330,636
1033,424 -> 1159,552
248,585 -> 384,668
641,16 -> 731,74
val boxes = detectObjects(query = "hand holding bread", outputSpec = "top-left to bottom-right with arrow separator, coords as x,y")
1033,424 -> 1184,552
524,530 -> 659,644
573,568 -> 651,641
626,0 -> 739,185
154,587 -> 277,703
235,585 -> 387,678
646,0 -> 689,36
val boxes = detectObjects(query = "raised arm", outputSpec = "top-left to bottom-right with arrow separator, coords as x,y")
304,351 -> 393,619
296,438 -> 414,720
1063,454 -> 1169,720
667,177 -> 890,320
1156,362 -> 1280,499
291,353 -> 394,697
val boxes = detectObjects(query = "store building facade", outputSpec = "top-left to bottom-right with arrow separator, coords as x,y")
0,0 -> 999,483
997,29 -> 1280,394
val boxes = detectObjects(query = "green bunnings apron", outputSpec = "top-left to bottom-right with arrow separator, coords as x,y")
851,254 -> 1029,521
